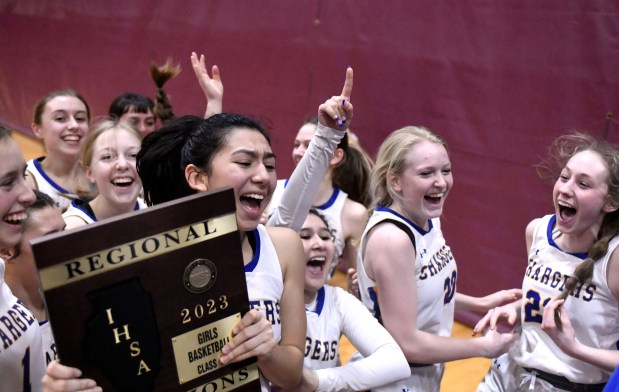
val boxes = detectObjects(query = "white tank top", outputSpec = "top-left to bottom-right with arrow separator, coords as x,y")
0,258 -> 45,392
513,214 -> 619,383
358,207 -> 456,337
62,198 -> 147,224
357,206 -> 456,390
244,225 -> 284,391
26,157 -> 78,212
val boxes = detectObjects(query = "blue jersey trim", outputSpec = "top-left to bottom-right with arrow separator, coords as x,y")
310,286 -> 326,315
368,287 -> 381,320
244,229 -> 261,272
71,199 -> 97,222
315,286 -> 325,315
375,205 -> 432,234
33,157 -> 71,194
315,188 -> 341,210
547,215 -> 587,259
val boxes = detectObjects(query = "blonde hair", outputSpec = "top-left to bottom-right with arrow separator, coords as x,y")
371,126 -> 446,208
77,119 -> 142,199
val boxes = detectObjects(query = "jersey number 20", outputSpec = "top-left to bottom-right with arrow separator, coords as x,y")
443,270 -> 457,304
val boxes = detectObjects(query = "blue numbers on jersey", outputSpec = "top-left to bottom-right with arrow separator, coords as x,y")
443,270 -> 457,304
22,346 -> 31,392
523,289 -> 551,323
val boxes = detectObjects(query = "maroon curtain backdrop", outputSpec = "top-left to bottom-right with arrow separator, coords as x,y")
2,1 -> 618,324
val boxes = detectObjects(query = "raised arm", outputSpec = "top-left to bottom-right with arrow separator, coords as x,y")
191,52 -> 223,118
267,67 -> 353,231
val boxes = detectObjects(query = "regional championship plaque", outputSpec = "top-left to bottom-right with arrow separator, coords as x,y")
32,188 -> 261,391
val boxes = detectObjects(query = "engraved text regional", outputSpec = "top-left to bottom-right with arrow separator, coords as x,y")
39,213 -> 237,290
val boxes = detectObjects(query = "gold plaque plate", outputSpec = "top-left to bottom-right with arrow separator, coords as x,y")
172,313 -> 240,384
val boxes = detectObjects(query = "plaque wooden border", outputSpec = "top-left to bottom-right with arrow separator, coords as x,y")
32,188 -> 261,391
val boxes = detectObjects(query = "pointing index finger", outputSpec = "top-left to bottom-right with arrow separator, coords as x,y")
341,67 -> 353,99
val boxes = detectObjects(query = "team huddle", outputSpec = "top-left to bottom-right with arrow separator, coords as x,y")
1,52 -> 618,392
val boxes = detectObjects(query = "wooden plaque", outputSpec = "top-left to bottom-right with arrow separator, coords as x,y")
32,188 -> 261,391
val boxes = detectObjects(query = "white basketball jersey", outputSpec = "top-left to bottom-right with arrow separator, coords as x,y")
304,286 -> 342,370
513,214 -> 619,384
63,198 -> 147,224
62,199 -> 96,224
357,206 -> 456,390
269,181 -> 347,259
313,187 -> 347,261
244,225 -> 284,392
40,321 -> 57,366
26,157 -> 78,212
0,258 -> 45,392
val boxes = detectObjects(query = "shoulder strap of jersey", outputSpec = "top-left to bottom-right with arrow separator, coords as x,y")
376,218 -> 416,249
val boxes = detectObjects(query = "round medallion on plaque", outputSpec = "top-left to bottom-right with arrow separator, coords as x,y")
183,258 -> 217,293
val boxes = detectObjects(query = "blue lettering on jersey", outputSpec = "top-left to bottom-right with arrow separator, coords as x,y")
249,300 -> 281,325
304,337 -> 338,362
45,342 -> 58,365
0,301 -> 37,352
368,287 -> 381,320
419,245 -> 454,280
525,261 -> 596,302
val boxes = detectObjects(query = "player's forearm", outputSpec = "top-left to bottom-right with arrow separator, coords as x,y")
267,123 -> 344,231
455,292 -> 484,312
568,342 -> 619,372
315,343 -> 409,392
204,101 -> 222,118
258,344 -> 304,389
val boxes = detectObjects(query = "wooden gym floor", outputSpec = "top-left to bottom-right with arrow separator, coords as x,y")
14,131 -> 490,391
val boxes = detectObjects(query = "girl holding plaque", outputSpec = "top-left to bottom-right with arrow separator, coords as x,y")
136,112 -> 308,391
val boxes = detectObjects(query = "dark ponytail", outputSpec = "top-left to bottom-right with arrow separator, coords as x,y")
137,116 -> 203,206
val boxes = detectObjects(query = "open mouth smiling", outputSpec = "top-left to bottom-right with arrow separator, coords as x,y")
307,256 -> 326,273
558,200 -> 577,219
3,211 -> 27,225
240,193 -> 264,209
112,177 -> 134,187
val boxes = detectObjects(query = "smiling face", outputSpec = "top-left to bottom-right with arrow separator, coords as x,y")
390,140 -> 452,229
32,96 -> 89,159
8,205 -> 65,287
292,123 -> 317,166
86,127 -> 142,209
197,128 -> 277,232
0,138 -> 36,248
553,150 -> 613,236
300,212 -> 335,298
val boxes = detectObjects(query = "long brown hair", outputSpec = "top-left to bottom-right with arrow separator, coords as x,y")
539,133 -> 619,329
149,58 -> 181,124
